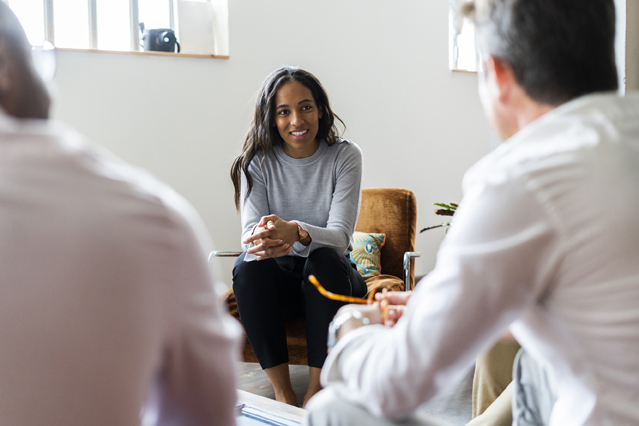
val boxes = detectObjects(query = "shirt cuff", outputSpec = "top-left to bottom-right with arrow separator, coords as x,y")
320,324 -> 385,386
240,224 -> 264,262
292,240 -> 310,257
243,251 -> 258,262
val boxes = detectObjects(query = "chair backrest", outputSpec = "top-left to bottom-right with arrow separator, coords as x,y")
355,188 -> 417,287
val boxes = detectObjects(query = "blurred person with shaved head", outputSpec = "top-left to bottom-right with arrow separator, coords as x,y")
0,4 -> 240,425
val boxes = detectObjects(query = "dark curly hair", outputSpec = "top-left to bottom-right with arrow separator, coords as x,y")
231,66 -> 345,210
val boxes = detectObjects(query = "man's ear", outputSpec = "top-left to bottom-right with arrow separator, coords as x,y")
0,39 -> 13,97
484,56 -> 516,104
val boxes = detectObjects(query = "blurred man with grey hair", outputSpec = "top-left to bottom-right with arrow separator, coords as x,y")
306,1 -> 639,425
0,4 -> 240,425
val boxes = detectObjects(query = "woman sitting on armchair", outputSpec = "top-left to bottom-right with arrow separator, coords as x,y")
230,66 -> 367,407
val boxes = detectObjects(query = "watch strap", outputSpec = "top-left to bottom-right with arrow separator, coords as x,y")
295,222 -> 308,242
327,311 -> 370,349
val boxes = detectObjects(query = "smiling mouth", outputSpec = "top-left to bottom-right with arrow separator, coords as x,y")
290,130 -> 308,137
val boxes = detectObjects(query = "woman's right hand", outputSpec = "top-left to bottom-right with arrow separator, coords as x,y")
245,222 -> 294,260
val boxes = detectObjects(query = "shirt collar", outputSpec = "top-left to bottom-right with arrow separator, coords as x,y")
0,107 -> 71,138
462,91 -> 633,192
502,91 -> 624,149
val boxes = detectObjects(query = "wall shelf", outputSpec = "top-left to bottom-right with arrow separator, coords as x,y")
57,48 -> 229,60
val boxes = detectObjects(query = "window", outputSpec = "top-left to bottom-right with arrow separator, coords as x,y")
6,0 -> 228,57
448,0 -> 477,73
6,0 -> 46,47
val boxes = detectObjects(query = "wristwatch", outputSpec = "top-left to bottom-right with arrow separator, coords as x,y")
296,222 -> 309,242
327,310 -> 370,349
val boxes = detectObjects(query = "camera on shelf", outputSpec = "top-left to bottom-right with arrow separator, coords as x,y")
140,23 -> 180,53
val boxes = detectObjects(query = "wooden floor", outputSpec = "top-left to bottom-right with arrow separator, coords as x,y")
237,362 -> 310,408
236,361 -> 473,426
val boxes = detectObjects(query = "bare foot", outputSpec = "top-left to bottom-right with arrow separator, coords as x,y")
302,367 -> 323,408
265,363 -> 298,407
275,390 -> 299,407
302,388 -> 321,408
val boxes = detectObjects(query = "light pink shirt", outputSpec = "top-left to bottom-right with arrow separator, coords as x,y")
322,92 -> 639,426
0,112 -> 240,426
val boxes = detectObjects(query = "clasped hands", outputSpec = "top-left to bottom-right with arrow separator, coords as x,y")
242,215 -> 299,260
332,291 -> 412,342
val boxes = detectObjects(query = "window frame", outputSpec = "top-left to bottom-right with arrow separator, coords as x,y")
42,0 -> 141,51
22,0 -> 228,59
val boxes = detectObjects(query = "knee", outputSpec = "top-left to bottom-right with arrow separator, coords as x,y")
304,248 -> 346,275
232,253 -> 275,294
476,341 -> 521,383
308,247 -> 343,263
303,248 -> 351,293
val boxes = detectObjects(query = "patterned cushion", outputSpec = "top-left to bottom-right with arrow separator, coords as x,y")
350,231 -> 386,277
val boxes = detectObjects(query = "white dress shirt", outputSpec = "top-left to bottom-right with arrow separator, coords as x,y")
322,92 -> 639,426
0,111 -> 241,426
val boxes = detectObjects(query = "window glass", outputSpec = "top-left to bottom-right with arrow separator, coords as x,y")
455,19 -> 476,72
53,0 -> 90,49
448,0 -> 477,72
139,0 -> 171,31
97,0 -> 130,51
5,0 -> 226,55
7,0 -> 45,46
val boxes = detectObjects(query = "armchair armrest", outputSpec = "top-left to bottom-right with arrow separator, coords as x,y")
208,251 -> 242,267
403,252 -> 421,291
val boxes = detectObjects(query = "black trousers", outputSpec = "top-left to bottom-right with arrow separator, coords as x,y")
232,247 -> 367,369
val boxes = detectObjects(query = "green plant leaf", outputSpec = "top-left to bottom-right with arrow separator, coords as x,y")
434,202 -> 454,210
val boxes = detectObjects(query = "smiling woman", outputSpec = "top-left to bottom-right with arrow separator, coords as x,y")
274,81 -> 322,159
229,66 -> 366,408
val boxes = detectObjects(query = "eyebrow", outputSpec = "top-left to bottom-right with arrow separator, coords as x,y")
276,99 -> 314,109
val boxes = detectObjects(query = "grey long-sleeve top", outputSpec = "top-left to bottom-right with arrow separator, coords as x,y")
240,139 -> 363,258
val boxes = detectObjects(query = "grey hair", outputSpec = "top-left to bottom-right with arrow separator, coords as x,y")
462,0 -> 618,105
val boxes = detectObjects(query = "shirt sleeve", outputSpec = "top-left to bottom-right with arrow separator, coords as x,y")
239,158 -> 270,260
320,173 -> 561,418
293,142 -> 363,257
150,199 -> 242,426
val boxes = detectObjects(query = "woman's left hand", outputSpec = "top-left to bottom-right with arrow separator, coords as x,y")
243,215 -> 299,259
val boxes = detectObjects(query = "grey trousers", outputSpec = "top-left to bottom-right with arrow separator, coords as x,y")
467,347 -> 557,426
305,387 -> 453,426
512,350 -> 556,426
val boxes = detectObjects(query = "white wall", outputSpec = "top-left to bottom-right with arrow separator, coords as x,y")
615,0 -> 639,92
626,0 -> 639,91
50,1 -> 493,287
